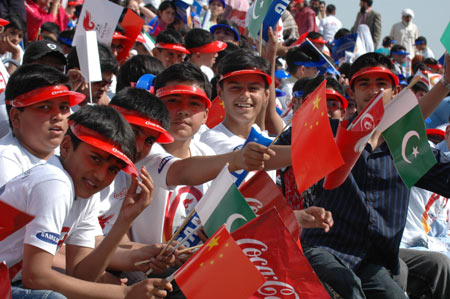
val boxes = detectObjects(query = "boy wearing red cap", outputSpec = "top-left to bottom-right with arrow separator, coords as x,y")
1,104 -> 173,298
152,29 -> 190,68
0,64 -> 85,187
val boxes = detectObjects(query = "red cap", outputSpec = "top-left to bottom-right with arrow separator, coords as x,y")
426,128 -> 445,139
156,85 -> 211,108
219,69 -> 272,86
6,85 -> 85,107
0,18 -> 9,26
69,120 -> 138,176
110,105 -> 174,144
309,37 -> 328,44
349,66 -> 399,88
426,63 -> 443,70
112,32 -> 129,41
67,0 -> 83,6
155,42 -> 190,54
326,89 -> 348,109
188,41 -> 227,54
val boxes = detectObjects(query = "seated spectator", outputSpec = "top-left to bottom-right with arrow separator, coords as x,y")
0,14 -> 26,74
39,21 -> 60,42
415,36 -> 435,59
152,29 -> 189,68
376,36 -> 396,56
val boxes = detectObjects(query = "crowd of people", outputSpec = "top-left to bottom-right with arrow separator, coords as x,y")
0,0 -> 450,298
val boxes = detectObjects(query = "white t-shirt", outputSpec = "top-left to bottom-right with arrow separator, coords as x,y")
0,132 -> 59,187
131,141 -> 215,244
0,158 -> 102,280
199,122 -> 246,154
96,171 -> 131,235
319,15 -> 342,43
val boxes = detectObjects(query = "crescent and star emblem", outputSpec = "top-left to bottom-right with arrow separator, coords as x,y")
225,214 -> 247,231
401,130 -> 420,164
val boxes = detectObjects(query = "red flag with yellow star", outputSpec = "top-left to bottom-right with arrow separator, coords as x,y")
206,97 -> 226,129
173,225 -> 265,299
291,80 -> 344,194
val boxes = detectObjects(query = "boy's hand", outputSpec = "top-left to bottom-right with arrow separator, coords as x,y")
67,68 -> 85,92
294,207 -> 334,232
125,278 -> 173,298
119,166 -> 153,224
0,35 -> 21,58
131,244 -> 175,273
235,142 -> 275,171
262,26 -> 278,61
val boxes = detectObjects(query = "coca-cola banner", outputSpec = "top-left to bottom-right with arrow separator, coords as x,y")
232,208 -> 330,299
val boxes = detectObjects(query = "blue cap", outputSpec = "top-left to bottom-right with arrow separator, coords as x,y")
391,50 -> 409,56
209,0 -> 225,7
210,24 -> 240,42
275,89 -> 286,97
136,74 -> 156,91
275,69 -> 291,79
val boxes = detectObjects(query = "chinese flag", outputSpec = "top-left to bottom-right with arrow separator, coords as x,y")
239,170 -> 300,240
291,80 -> 344,194
0,200 -> 34,241
205,97 -> 225,129
174,225 -> 265,299
0,262 -> 11,299
232,208 -> 330,299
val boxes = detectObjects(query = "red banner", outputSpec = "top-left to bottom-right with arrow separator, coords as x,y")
0,262 -> 11,299
0,200 -> 34,241
117,9 -> 145,65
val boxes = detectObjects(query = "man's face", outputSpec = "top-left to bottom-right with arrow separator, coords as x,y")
81,71 -> 113,103
294,65 -> 318,80
415,43 -> 426,51
153,48 -> 185,68
392,53 -> 407,64
160,83 -> 208,141
349,72 -> 395,113
218,74 -> 269,128
402,15 -> 412,24
10,97 -> 71,159
131,124 -> 159,162
60,138 -> 124,198
213,27 -> 238,44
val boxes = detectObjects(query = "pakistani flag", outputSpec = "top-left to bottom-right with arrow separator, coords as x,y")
440,21 -> 450,53
196,165 -> 256,236
383,97 -> 437,187
248,0 -> 272,39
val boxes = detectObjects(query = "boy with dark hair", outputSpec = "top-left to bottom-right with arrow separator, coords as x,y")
184,28 -> 227,80
1,104 -> 173,298
415,36 -> 435,59
300,52 -> 450,298
152,29 -> 190,68
390,44 -> 410,77
210,19 -> 240,45
22,39 -> 67,72
116,55 -> 164,93
0,64 -> 84,186
66,43 -> 119,105
0,14 -> 26,74
39,21 -> 61,42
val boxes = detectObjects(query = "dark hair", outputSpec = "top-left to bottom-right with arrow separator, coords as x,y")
5,64 -> 70,127
292,77 -> 312,94
215,19 -> 241,41
338,62 -> 351,79
212,41 -> 239,72
154,62 -> 212,98
349,52 -> 396,88
307,31 -> 324,40
41,22 -> 60,38
325,77 -> 345,96
334,28 -> 350,40
68,105 -> 136,161
285,45 -> 321,74
408,77 -> 429,93
3,14 -> 26,32
424,57 -> 439,65
158,1 -> 176,15
361,0 -> 373,7
110,87 -> 170,130
390,44 -> 406,56
416,36 -> 427,45
218,49 -> 271,88
155,28 -> 184,45
58,29 -> 75,47
116,55 -> 164,92
412,62 -> 427,74
326,4 -> 336,14
67,43 -> 119,74
185,28 -> 214,49
382,36 -> 393,47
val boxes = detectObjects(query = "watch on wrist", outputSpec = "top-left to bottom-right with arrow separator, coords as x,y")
441,76 -> 450,90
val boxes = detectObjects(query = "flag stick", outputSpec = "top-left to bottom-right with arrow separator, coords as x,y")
88,81 -> 93,105
305,38 -> 339,75
177,244 -> 203,254
268,118 -> 292,148
407,75 -> 421,89
258,24 -> 263,56
160,208 -> 196,256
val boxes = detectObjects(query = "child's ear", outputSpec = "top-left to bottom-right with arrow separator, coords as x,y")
202,108 -> 209,124
59,135 -> 73,158
217,83 -> 223,100
9,107 -> 21,130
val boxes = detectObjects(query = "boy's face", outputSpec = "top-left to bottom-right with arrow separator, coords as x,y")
3,27 -> 23,45
213,28 -> 237,44
153,48 -> 185,68
210,0 -> 224,16
131,124 -> 159,162
10,97 -> 70,158
60,137 -> 124,198
79,71 -> 113,104
193,52 -> 218,68
327,99 -> 345,121
218,74 -> 269,127
159,83 -> 208,141
349,71 -> 395,113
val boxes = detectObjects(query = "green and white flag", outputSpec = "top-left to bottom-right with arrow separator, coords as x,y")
248,0 -> 272,39
382,92 -> 437,187
196,165 -> 256,236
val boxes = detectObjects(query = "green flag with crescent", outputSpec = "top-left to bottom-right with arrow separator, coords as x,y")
248,0 -> 272,39
383,104 -> 437,187
196,165 -> 256,236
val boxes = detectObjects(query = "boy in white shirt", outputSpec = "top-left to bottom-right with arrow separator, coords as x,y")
1,105 -> 172,298
0,63 -> 85,186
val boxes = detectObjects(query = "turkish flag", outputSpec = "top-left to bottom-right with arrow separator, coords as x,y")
0,262 -> 11,299
174,225 -> 265,299
291,80 -> 344,194
323,90 -> 385,189
239,170 -> 300,240
232,208 -> 330,299
205,97 -> 225,129
0,200 -> 34,241
116,9 -> 145,65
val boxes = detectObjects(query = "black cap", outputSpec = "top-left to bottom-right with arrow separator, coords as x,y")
23,40 -> 66,65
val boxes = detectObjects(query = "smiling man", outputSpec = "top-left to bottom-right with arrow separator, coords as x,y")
0,63 -> 84,187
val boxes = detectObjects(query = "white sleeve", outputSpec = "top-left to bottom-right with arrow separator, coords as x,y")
24,179 -> 72,255
65,197 -> 102,248
139,153 -> 179,190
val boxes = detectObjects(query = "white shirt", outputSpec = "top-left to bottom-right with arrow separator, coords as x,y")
319,15 -> 342,43
200,122 -> 246,154
131,140 -> 214,244
0,132 -> 59,187
390,21 -> 419,57
0,158 -> 101,279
